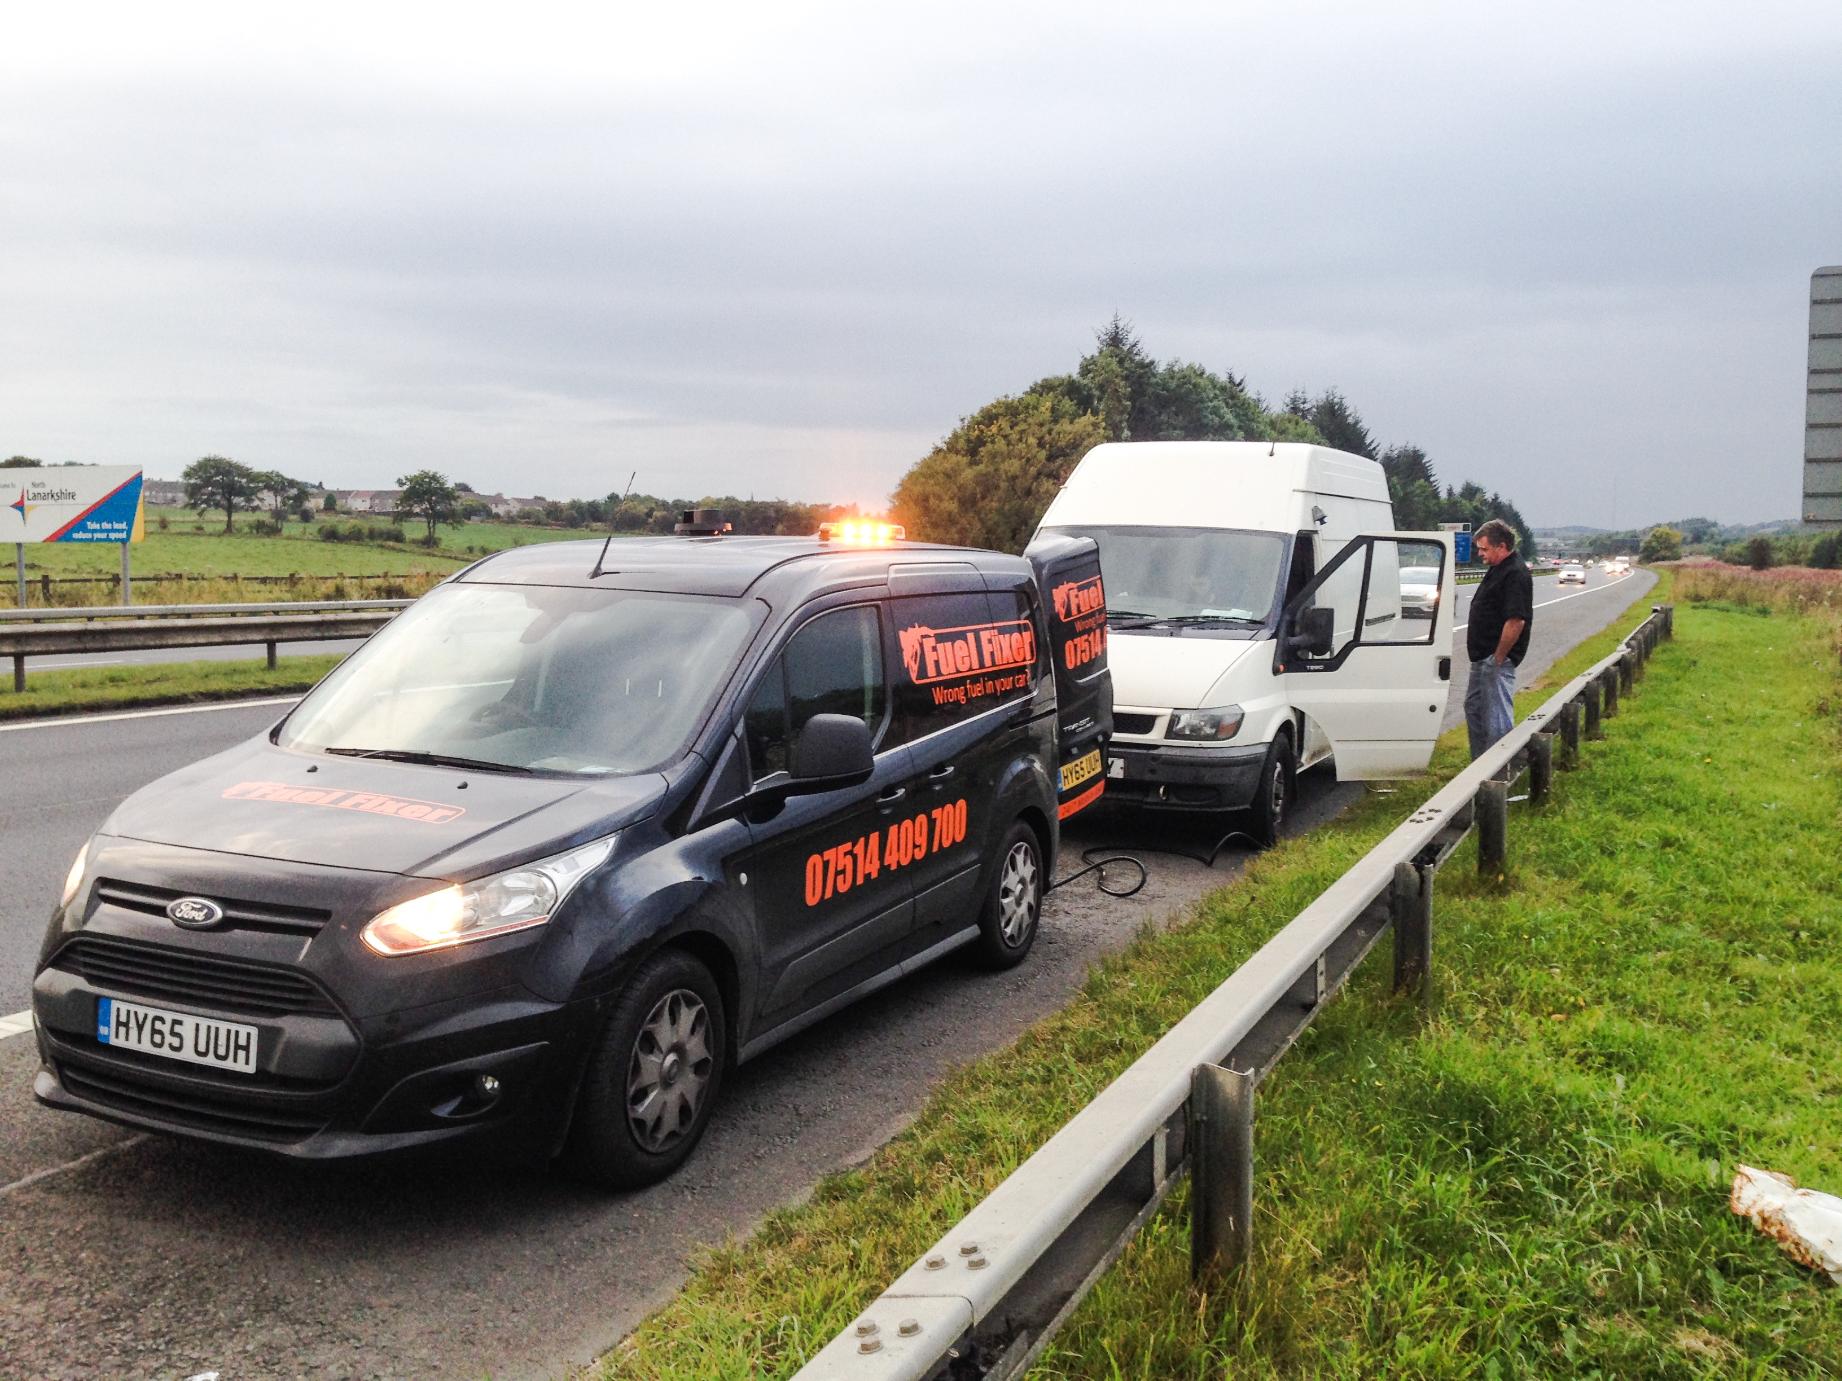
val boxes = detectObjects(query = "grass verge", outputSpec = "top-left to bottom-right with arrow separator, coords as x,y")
0,655 -> 340,721
602,585 -> 1840,1375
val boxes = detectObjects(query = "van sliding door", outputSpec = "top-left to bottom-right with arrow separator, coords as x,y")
1277,532 -> 1454,778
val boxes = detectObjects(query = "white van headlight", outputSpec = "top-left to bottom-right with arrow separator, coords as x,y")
362,836 -> 615,957
1166,706 -> 1245,742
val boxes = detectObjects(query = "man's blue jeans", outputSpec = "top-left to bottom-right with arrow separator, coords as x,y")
1466,657 -> 1517,760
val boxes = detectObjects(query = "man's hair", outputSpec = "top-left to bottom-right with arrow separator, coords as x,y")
1476,518 -> 1517,551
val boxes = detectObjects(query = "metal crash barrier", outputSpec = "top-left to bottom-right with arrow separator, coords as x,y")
796,605 -> 1675,1380
0,599 -> 411,692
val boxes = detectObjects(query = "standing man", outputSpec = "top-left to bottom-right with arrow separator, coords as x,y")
1465,519 -> 1533,759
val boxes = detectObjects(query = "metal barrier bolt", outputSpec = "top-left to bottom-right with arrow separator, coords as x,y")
924,1254 -> 946,1270
855,1320 -> 879,1338
858,1338 -> 882,1355
967,1255 -> 989,1270
899,1320 -> 922,1338
958,1241 -> 979,1256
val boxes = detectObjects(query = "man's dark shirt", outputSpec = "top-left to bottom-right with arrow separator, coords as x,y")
1467,551 -> 1533,665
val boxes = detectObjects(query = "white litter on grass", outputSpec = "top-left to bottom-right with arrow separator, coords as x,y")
1730,1164 -> 1842,1284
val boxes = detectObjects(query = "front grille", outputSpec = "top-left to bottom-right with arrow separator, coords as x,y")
1114,712 -> 1159,736
57,1061 -> 326,1143
53,935 -> 341,1018
95,878 -> 331,936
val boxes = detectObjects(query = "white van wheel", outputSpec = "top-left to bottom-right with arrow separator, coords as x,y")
1248,731 -> 1295,849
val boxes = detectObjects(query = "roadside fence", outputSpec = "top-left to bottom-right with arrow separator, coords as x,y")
794,605 -> 1675,1380
0,599 -> 411,692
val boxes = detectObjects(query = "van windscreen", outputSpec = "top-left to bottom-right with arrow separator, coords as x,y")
1041,526 -> 1285,631
277,584 -> 760,775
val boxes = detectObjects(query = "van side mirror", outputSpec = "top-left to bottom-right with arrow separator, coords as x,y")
1287,606 -> 1336,658
786,714 -> 874,792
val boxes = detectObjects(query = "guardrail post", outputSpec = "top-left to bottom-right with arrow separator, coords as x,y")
1191,1064 -> 1255,1279
1528,730 -> 1555,803
1476,779 -> 1509,875
1618,651 -> 1636,695
1583,681 -> 1603,740
1601,666 -> 1620,718
1559,700 -> 1581,766
266,641 -> 278,670
11,653 -> 22,694
1391,861 -> 1432,995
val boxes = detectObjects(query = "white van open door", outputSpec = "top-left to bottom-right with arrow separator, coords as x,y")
1277,532 -> 1454,778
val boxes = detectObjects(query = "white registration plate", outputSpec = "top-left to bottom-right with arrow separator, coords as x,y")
1107,756 -> 1126,779
96,996 -> 258,1074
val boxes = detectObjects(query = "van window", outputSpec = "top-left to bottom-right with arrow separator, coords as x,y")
745,605 -> 886,781
278,584 -> 760,776
888,592 -> 1001,742
1292,537 -> 1444,663
1040,525 -> 1284,631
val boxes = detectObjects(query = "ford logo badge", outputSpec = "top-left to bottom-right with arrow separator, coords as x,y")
167,897 -> 225,929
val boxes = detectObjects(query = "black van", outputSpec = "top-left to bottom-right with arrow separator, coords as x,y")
33,520 -> 1110,1186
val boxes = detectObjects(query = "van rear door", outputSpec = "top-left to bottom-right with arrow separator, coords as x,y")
1023,533 -> 1113,819
1276,532 -> 1453,778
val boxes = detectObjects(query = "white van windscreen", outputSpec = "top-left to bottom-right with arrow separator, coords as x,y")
1041,526 -> 1284,631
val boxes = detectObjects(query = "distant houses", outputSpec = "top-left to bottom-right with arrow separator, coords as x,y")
140,479 -> 546,522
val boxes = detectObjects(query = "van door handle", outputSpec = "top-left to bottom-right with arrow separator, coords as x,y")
927,764 -> 956,782
877,786 -> 908,806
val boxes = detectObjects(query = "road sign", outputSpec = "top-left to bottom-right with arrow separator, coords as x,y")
7,466 -> 146,608
6,466 -> 145,544
1808,266 -> 1842,527
1454,531 -> 1473,562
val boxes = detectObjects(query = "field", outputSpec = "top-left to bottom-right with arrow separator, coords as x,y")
599,577 -> 1842,1379
6,515 -> 613,607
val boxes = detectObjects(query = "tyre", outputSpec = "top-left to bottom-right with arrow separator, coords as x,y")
970,819 -> 1044,969
562,949 -> 727,1189
1245,729 -> 1296,850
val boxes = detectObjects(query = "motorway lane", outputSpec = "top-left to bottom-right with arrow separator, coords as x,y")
0,567 -> 1655,1379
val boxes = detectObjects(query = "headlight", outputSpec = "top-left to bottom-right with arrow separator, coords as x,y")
1166,706 -> 1245,741
61,841 -> 91,909
362,836 -> 615,957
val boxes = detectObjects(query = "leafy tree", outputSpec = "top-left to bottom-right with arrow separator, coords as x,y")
1287,388 -> 1377,459
322,491 -> 338,512
397,469 -> 460,543
183,455 -> 264,532
2,455 -> 43,468
1810,533 -> 1840,570
892,391 -> 1106,551
1745,535 -> 1774,570
253,470 -> 310,524
1639,526 -> 1683,563
1261,411 -> 1325,444
1380,444 -> 1441,530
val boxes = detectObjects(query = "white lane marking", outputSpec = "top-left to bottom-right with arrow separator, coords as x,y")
0,1135 -> 150,1200
0,1009 -> 34,1040
1454,579 -> 1633,634
0,696 -> 300,733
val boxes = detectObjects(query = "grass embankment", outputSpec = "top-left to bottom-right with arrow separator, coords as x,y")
601,573 -> 1842,1378
0,655 -> 342,722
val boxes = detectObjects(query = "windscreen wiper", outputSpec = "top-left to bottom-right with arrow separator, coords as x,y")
321,747 -> 536,775
1159,614 -> 1265,627
1105,609 -> 1164,628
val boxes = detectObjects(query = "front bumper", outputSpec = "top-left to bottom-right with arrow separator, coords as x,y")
33,966 -> 595,1160
29,838 -> 603,1161
1100,739 -> 1269,812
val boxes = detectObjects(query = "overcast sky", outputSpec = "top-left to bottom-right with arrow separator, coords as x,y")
4,2 -> 1838,527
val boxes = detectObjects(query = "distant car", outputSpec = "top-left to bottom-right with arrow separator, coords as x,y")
1558,564 -> 1586,585
1399,565 -> 1440,617
1612,556 -> 1631,574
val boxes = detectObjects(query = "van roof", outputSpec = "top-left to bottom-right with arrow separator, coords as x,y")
1039,441 -> 1389,531
454,535 -> 1028,599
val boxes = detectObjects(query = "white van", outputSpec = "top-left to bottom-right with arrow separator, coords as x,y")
1033,441 -> 1455,844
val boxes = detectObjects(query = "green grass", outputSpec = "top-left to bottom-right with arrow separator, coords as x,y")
0,654 -> 342,720
597,576 -> 1842,1379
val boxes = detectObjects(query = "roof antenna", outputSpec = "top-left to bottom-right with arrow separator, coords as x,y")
591,470 -> 637,579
